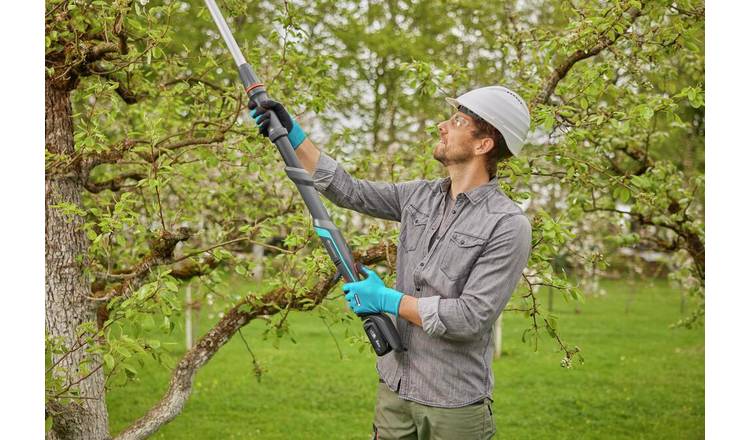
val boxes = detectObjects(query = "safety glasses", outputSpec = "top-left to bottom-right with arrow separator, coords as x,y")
449,113 -> 472,129
447,105 -> 483,129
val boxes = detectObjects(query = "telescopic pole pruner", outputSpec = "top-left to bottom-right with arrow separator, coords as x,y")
203,0 -> 405,356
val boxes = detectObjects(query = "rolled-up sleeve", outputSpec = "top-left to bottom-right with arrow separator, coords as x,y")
418,214 -> 532,341
312,151 -> 423,222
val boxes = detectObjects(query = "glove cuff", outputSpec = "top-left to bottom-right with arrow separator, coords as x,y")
382,288 -> 404,316
288,120 -> 307,150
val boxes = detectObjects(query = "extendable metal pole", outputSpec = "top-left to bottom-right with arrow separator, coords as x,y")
203,0 -> 404,356
204,0 -> 247,66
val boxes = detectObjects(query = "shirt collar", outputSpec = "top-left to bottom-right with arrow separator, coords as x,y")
436,176 -> 499,204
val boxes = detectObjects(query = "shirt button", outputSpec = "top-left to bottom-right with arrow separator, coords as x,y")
419,262 -> 424,267
451,210 -> 456,214
460,239 -> 466,245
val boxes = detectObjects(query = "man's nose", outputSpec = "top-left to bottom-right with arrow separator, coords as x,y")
437,120 -> 448,133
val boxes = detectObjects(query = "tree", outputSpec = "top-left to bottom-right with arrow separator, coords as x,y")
45,0 -> 703,438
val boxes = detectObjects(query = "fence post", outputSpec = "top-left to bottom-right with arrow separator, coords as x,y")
493,313 -> 503,359
185,283 -> 193,350
252,243 -> 265,280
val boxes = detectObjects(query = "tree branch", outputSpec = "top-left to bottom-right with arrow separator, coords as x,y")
89,227 -> 192,303
582,205 -> 704,280
531,6 -> 642,108
79,138 -> 147,175
113,242 -> 396,440
162,76 -> 224,92
109,75 -> 140,104
84,171 -> 146,193
169,255 -> 219,280
85,42 -> 121,64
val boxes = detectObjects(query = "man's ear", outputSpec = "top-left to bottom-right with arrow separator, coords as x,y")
474,137 -> 494,156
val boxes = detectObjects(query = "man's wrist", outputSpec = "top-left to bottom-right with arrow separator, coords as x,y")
382,287 -> 404,316
397,295 -> 423,327
288,120 -> 307,149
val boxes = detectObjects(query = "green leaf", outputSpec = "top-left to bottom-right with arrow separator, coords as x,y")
613,186 -> 631,203
115,345 -> 131,358
542,111 -> 555,131
86,229 -> 98,241
239,224 -> 253,233
636,104 -> 654,121
123,364 -> 139,379
103,353 -> 115,370
521,328 -> 529,343
164,280 -> 178,292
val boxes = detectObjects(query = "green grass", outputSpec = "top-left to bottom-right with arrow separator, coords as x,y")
107,279 -> 704,439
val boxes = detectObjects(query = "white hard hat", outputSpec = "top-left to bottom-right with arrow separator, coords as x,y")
446,86 -> 530,156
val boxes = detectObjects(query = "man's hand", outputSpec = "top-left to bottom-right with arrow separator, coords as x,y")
248,99 -> 307,149
343,266 -> 404,316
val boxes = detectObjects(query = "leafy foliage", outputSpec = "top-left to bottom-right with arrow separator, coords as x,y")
45,0 -> 704,422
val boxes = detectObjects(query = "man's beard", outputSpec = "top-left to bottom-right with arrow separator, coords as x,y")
433,141 -> 472,166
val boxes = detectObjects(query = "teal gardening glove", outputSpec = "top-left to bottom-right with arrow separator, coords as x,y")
343,266 -> 404,316
248,99 -> 307,149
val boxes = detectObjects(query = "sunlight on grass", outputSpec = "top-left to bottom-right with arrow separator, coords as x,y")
107,279 -> 704,439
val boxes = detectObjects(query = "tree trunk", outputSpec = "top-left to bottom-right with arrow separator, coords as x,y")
46,79 -> 110,439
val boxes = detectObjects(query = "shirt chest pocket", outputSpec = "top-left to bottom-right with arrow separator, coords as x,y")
400,204 -> 429,252
439,231 -> 487,280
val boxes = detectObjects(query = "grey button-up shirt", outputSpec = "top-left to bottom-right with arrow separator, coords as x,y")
313,152 -> 532,408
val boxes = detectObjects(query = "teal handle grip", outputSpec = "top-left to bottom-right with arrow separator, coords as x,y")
314,226 -> 358,282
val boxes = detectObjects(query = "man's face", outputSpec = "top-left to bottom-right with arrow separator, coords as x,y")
433,112 -> 479,166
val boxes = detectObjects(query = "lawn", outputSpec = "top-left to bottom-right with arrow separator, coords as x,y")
107,278 -> 704,439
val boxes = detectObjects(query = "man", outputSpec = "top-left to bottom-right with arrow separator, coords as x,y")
250,86 -> 532,440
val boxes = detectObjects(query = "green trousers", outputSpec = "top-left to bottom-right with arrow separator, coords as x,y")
372,382 -> 497,440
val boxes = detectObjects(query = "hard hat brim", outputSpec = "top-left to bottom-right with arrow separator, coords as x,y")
445,97 -> 460,109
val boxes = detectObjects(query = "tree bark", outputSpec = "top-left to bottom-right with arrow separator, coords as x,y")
46,78 -> 110,439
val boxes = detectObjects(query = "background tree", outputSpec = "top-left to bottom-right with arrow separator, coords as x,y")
45,0 -> 703,438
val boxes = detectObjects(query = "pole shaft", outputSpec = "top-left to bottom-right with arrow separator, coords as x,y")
204,0 -> 247,67
201,0 -> 404,355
